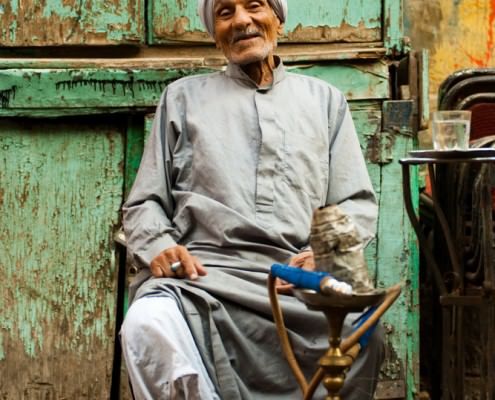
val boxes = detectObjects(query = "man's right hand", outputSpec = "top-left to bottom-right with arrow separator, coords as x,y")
150,245 -> 207,280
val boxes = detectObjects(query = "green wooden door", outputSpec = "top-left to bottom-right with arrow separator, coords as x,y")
0,0 -> 420,399
0,117 -> 124,398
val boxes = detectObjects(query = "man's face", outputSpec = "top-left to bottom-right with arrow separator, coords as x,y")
213,0 -> 282,65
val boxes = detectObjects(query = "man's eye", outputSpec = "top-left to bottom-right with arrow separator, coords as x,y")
216,7 -> 232,17
247,1 -> 263,8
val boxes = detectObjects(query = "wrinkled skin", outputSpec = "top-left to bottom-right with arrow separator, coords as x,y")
214,0 -> 283,86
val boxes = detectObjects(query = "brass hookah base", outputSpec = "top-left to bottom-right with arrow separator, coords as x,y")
318,308 -> 356,400
294,289 -> 386,400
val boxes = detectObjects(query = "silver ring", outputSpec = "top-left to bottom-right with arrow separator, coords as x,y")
170,261 -> 181,272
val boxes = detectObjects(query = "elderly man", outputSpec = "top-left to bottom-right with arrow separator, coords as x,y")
121,0 -> 384,398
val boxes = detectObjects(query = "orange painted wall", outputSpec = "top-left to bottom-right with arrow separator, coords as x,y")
406,0 -> 495,109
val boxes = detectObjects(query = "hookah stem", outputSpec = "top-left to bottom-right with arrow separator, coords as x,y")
341,283 -> 402,350
304,283 -> 403,400
304,283 -> 402,400
267,274 -> 309,394
268,272 -> 401,399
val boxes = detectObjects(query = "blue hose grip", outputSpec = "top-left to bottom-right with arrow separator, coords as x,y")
270,264 -> 333,292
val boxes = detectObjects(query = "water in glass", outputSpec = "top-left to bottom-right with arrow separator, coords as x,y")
433,119 -> 470,150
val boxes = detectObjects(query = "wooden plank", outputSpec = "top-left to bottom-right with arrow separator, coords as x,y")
0,44 -> 387,69
0,68 -> 201,115
0,117 -> 124,399
0,0 -> 144,46
0,63 -> 389,117
149,0 -> 382,44
384,0 -> 406,55
291,62 -> 389,101
350,102 -> 383,283
375,132 -> 419,400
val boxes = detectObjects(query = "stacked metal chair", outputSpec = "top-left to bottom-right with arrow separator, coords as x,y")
422,68 -> 495,399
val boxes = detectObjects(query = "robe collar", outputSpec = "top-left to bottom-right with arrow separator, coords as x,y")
225,56 -> 286,90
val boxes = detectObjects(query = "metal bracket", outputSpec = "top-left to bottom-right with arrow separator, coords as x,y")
367,100 -> 414,164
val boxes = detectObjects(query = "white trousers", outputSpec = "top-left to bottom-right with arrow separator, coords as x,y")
121,296 -> 221,400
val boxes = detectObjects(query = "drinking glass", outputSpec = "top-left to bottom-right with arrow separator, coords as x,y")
432,110 -> 471,150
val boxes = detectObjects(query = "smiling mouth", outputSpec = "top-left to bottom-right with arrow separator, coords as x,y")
232,32 -> 262,44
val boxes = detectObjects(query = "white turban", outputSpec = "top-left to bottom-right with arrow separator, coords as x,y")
197,0 -> 288,38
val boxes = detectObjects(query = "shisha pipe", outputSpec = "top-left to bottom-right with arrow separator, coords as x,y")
268,274 -> 401,399
268,205 -> 402,399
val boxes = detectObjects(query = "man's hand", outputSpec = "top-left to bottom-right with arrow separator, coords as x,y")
289,250 -> 316,271
276,250 -> 315,294
150,245 -> 207,280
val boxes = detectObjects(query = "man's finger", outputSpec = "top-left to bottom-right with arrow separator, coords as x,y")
150,260 -> 165,277
302,258 -> 316,271
275,277 -> 294,294
193,257 -> 208,276
289,256 -> 304,266
178,253 -> 198,280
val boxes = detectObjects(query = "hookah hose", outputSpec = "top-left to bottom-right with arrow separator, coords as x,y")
267,266 -> 402,399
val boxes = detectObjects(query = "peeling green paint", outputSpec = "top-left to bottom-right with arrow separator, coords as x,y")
384,0 -> 406,55
0,65 -> 390,117
285,0 -> 381,30
0,68 -> 197,113
41,0 -> 78,19
150,0 -> 382,43
11,0 -> 18,14
0,122 -> 123,360
291,63 -> 389,100
351,103 -> 383,282
1,0 -> 144,46
376,133 -> 419,399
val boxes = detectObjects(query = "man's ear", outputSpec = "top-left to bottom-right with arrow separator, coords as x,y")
277,23 -> 284,36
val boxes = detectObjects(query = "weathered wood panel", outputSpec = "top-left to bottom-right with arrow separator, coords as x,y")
376,132 -> 419,400
351,102 -> 383,282
291,62 -> 389,100
0,118 -> 124,399
0,68 -> 201,115
149,0 -> 382,44
0,63 -> 389,117
384,0 -> 406,54
0,0 -> 144,46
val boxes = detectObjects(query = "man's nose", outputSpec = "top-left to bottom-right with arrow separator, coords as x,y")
231,6 -> 252,29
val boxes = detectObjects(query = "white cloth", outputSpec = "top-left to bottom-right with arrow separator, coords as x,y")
121,297 -> 220,400
197,0 -> 288,38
